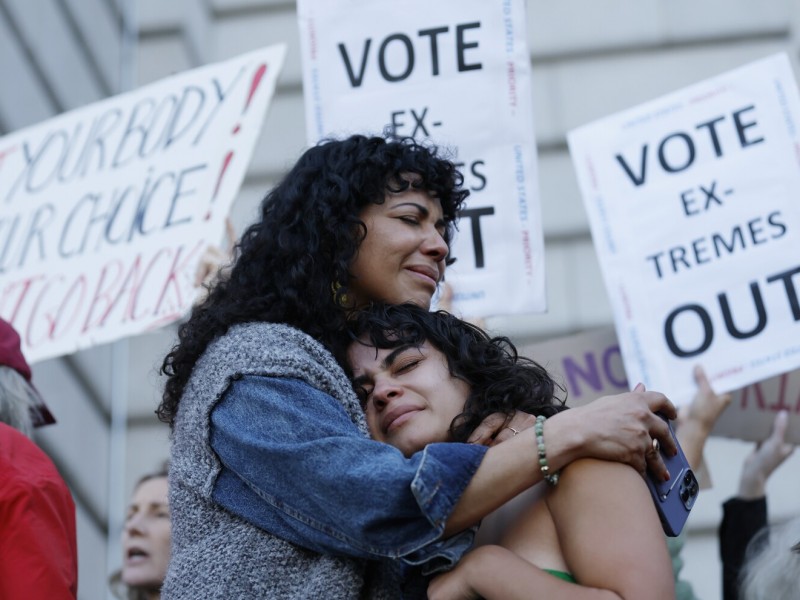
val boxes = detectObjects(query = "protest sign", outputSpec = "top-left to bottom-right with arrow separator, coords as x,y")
0,45 -> 286,363
297,0 -> 546,317
567,53 -> 800,405
519,327 -> 628,409
520,326 -> 800,444
711,370 -> 800,443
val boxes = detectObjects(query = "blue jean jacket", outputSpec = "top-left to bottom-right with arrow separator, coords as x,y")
210,375 -> 487,575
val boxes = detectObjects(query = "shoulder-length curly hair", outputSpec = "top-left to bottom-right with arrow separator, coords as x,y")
344,303 -> 568,442
158,135 -> 468,426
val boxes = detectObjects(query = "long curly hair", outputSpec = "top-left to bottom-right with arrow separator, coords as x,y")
158,136 -> 468,426
344,303 -> 568,442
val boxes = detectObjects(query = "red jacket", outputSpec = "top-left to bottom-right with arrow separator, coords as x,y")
0,423 -> 78,599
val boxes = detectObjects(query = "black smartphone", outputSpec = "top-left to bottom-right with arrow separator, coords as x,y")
645,415 -> 699,537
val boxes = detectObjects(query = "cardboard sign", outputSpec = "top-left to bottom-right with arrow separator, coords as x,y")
567,53 -> 800,405
0,45 -> 286,362
520,326 -> 800,443
519,327 -> 629,409
297,0 -> 546,317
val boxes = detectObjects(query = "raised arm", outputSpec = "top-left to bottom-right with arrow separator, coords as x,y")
737,409 -> 795,500
720,410 -> 796,600
674,365 -> 731,470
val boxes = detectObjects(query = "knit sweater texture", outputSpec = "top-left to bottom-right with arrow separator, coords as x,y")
161,321 -> 402,599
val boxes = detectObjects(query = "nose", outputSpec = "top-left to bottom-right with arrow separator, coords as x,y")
372,379 -> 402,411
422,227 -> 448,264
125,513 -> 146,537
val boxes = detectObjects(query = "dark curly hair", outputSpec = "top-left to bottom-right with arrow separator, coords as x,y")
158,135 -> 468,426
344,303 -> 568,443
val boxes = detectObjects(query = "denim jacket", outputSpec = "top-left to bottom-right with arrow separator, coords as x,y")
210,375 -> 487,575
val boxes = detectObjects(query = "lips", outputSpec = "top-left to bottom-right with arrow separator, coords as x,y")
405,264 -> 440,287
125,546 -> 150,564
382,404 -> 422,434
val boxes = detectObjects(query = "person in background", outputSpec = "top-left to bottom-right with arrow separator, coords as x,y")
671,368 -> 797,600
674,365 -> 733,472
0,318 -> 78,599
346,303 -> 675,599
720,409 -> 795,600
110,465 -> 171,600
738,512 -> 800,600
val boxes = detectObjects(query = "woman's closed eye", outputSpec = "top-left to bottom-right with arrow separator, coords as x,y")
398,214 -> 421,225
394,358 -> 421,374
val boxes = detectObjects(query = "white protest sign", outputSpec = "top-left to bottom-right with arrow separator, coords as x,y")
567,53 -> 800,405
0,45 -> 286,363
520,326 -> 800,444
297,0 -> 546,316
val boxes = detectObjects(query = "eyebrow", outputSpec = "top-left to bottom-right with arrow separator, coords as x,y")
352,344 -> 416,388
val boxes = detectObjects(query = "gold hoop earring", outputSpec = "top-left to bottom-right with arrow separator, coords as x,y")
331,281 -> 349,307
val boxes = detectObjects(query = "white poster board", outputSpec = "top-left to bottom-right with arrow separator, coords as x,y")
297,0 -> 546,317
567,53 -> 800,405
0,45 -> 286,362
520,326 -> 800,444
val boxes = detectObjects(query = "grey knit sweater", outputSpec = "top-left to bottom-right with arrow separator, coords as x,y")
161,321 -> 402,599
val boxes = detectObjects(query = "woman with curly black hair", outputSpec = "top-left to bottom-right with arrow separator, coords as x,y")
157,134 -> 678,599
347,303 -> 675,599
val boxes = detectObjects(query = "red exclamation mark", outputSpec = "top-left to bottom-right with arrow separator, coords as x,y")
206,63 -> 269,221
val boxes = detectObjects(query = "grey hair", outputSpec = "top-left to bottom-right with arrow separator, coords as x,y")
0,366 -> 39,437
739,516 -> 800,600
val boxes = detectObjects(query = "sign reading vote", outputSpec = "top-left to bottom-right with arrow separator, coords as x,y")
297,0 -> 546,317
521,326 -> 800,444
0,45 -> 286,362
567,53 -> 800,404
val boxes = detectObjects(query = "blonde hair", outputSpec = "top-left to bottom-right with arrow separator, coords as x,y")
739,516 -> 800,600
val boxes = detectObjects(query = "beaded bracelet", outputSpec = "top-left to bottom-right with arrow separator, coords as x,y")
535,415 -> 560,487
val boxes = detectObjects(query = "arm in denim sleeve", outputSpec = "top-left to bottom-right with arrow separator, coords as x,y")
210,375 -> 487,569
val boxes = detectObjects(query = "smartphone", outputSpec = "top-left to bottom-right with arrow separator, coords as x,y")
645,415 -> 699,537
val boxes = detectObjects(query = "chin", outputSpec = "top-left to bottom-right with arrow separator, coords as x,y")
380,281 -> 435,308
398,435 -> 439,458
122,570 -> 163,589
401,292 -> 433,309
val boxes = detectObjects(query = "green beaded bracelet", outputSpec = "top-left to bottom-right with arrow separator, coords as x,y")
534,415 -> 560,487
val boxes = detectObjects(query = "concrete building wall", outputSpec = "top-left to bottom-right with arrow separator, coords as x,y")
1,1 -> 799,597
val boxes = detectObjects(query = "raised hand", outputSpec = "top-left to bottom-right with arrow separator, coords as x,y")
738,410 -> 795,499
